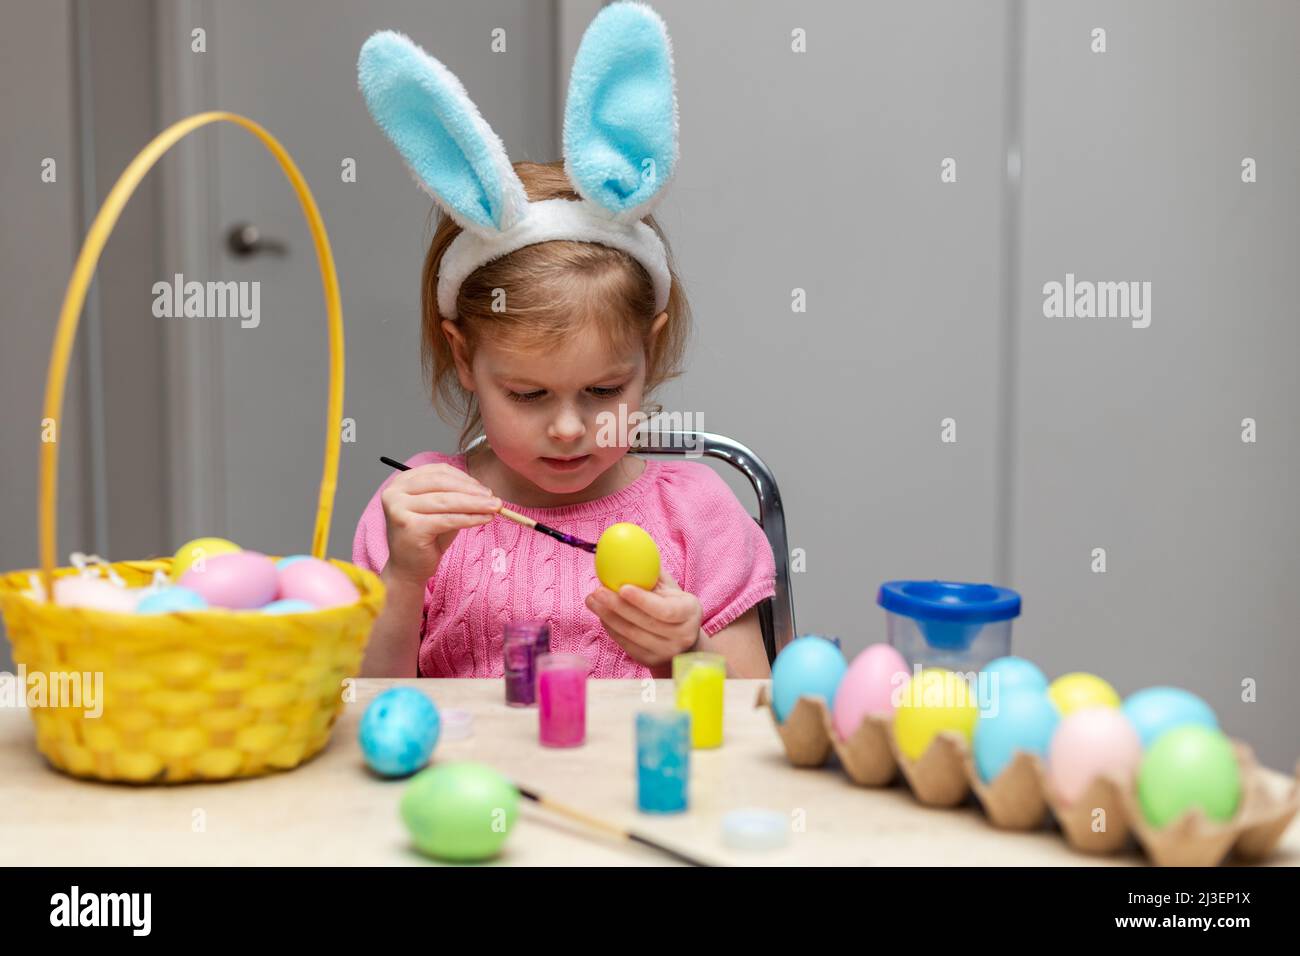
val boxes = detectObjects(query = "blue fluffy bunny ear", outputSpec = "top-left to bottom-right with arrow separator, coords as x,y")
563,2 -> 679,222
358,30 -> 529,236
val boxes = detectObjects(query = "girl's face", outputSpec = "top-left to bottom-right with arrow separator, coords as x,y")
445,314 -> 667,500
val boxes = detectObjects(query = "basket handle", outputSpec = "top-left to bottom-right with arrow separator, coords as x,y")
39,111 -> 346,600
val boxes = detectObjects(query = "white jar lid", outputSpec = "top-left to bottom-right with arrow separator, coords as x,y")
722,809 -> 789,852
440,708 -> 473,741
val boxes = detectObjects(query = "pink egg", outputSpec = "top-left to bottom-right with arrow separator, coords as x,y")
277,557 -> 360,609
1047,707 -> 1143,804
53,576 -> 139,612
832,643 -> 910,739
179,551 -> 278,609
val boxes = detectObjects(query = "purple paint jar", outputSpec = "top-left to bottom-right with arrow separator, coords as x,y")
503,621 -> 551,707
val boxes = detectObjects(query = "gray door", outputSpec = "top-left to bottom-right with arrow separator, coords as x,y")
157,0 -> 561,559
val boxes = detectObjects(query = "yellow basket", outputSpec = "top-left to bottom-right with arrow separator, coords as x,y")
0,112 -> 385,783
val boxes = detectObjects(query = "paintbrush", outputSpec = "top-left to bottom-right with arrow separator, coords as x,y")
380,456 -> 598,554
515,785 -> 711,867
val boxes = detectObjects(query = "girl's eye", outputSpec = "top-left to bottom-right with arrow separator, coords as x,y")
505,384 -> 625,403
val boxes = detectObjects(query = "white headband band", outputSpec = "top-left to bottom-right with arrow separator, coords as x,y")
437,198 -> 670,320
358,2 -> 679,320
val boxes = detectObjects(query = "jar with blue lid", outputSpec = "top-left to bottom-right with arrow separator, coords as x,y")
877,580 -> 1022,671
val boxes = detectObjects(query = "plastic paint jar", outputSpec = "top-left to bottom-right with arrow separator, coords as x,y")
636,709 -> 690,814
673,651 -> 726,749
503,621 -> 551,707
537,653 -> 588,747
878,580 -> 1021,672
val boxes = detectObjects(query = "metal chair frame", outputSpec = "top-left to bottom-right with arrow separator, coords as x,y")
634,431 -> 795,663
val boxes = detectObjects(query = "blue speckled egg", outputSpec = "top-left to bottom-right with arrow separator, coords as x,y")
980,656 -> 1049,701
771,635 -> 847,723
276,554 -> 313,571
359,688 -> 441,777
1122,686 -> 1218,749
136,586 -> 209,614
972,689 -> 1059,783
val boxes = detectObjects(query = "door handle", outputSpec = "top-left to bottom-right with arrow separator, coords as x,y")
226,222 -> 288,257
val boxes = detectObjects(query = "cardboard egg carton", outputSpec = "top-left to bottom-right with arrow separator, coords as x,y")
754,687 -> 1300,866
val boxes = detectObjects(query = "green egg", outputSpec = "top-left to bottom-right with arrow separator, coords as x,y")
1137,725 -> 1241,829
400,762 -> 519,862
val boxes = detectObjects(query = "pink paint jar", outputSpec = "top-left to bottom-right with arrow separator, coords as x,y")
538,653 -> 589,748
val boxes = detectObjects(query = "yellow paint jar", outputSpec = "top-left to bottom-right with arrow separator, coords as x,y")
674,652 -> 726,749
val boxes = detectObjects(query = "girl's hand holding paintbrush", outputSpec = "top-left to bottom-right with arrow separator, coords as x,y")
379,463 -> 503,589
364,462 -> 503,677
380,456 -> 600,554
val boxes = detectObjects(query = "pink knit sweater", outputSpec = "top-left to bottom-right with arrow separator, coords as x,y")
352,451 -> 777,678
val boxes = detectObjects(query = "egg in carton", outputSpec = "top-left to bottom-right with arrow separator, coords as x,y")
958,747 -> 1051,830
755,685 -> 1022,813
755,685 -> 898,786
756,685 -> 966,804
1019,737 -> 1300,864
1029,760 -> 1131,854
757,688 -> 1300,864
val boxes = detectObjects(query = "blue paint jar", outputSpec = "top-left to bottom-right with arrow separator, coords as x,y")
636,709 -> 690,814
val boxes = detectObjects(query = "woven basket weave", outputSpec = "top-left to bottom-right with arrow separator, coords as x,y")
0,112 -> 384,783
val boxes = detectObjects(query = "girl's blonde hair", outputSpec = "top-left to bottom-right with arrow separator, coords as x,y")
421,160 -> 690,451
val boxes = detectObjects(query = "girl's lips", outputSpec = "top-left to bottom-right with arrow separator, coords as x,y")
540,455 -> 591,472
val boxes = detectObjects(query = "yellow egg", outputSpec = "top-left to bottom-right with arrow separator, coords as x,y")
1048,672 -> 1120,716
892,667 -> 978,761
595,523 -> 661,591
171,536 -> 241,581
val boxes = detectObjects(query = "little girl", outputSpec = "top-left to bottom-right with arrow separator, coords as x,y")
351,5 -> 775,680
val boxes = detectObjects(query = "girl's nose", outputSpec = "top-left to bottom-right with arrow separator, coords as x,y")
548,408 -> 587,443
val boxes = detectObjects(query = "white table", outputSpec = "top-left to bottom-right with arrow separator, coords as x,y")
2,679 -> 1296,866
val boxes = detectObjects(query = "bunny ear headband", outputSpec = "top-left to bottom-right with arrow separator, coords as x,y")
357,1 -> 678,320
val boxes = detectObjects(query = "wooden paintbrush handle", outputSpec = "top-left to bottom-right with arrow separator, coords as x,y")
517,786 -> 709,865
496,505 -> 536,529
536,796 -> 628,841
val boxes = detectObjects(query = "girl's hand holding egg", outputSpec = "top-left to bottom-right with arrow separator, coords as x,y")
379,463 -> 502,587
585,567 -> 703,669
587,522 -> 697,669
